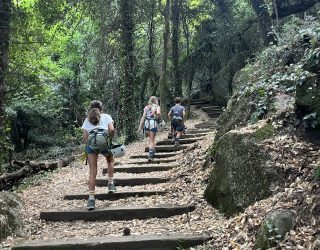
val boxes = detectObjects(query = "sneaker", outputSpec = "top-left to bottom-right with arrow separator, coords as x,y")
108,182 -> 117,193
87,199 -> 95,211
148,150 -> 155,161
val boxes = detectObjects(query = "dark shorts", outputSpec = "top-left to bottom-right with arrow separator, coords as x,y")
171,119 -> 184,132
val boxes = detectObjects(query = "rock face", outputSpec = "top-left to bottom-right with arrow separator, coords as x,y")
0,192 -> 24,240
256,209 -> 295,250
204,122 -> 277,216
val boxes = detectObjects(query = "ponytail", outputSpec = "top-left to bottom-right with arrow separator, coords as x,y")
88,108 -> 101,125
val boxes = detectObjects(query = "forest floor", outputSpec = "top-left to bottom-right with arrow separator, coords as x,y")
2,107 -> 319,249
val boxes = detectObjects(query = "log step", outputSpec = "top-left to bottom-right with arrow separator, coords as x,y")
168,129 -> 210,135
201,106 -> 222,110
102,165 -> 175,174
12,233 -> 211,250
157,138 -> 199,146
145,146 -> 187,152
96,176 -> 170,186
167,133 -> 207,139
64,190 -> 167,200
39,204 -> 196,221
127,159 -> 176,165
130,153 -> 177,159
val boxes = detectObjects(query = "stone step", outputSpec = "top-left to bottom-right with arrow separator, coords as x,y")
145,146 -> 187,152
102,165 -> 175,174
167,133 -> 207,139
64,190 -> 167,200
157,138 -> 199,146
127,159 -> 176,165
96,176 -> 170,186
130,153 -> 177,159
39,204 -> 196,221
12,233 -> 211,250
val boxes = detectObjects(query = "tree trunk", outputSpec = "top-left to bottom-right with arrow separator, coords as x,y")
181,3 -> 193,118
171,0 -> 182,97
119,0 -> 136,143
251,0 -> 277,45
159,0 -> 170,119
0,0 -> 11,129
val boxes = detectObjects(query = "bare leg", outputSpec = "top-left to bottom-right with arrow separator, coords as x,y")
88,153 -> 98,192
149,131 -> 156,149
105,154 -> 114,179
176,131 -> 182,139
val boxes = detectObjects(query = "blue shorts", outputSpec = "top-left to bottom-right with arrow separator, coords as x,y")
144,126 -> 158,134
144,119 -> 158,134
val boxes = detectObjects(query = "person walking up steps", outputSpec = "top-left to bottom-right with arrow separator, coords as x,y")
168,97 -> 186,147
82,100 -> 117,211
138,96 -> 161,161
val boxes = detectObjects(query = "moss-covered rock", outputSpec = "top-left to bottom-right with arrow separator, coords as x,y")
256,209 -> 294,250
204,122 -> 277,216
0,192 -> 24,240
215,93 -> 257,141
296,75 -> 320,127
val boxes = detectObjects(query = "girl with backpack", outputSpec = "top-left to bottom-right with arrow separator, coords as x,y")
138,96 -> 161,161
82,100 -> 118,210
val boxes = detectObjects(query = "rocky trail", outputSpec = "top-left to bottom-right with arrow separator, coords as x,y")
7,100 -> 226,250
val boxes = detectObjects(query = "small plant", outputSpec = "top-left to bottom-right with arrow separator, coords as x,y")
301,112 -> 318,129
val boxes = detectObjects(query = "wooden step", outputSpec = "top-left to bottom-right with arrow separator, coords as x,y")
190,100 -> 210,105
39,204 -> 196,221
157,138 -> 199,146
96,176 -> 170,186
145,146 -> 187,152
102,165 -> 175,174
130,153 -> 177,159
185,129 -> 211,132
167,133 -> 207,139
201,106 -> 222,110
12,233 -> 211,250
64,190 -> 167,200
127,159 -> 176,164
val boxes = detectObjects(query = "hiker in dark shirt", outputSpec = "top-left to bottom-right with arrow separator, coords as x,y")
168,97 -> 186,147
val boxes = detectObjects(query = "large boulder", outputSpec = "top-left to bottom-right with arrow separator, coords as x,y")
256,209 -> 295,250
204,121 -> 277,216
0,191 -> 24,240
215,93 -> 256,141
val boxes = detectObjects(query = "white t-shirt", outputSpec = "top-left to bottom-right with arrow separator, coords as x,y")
81,113 -> 113,133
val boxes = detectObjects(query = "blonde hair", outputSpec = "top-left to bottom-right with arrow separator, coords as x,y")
148,96 -> 158,105
88,108 -> 101,125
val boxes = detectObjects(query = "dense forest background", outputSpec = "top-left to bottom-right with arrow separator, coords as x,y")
0,0 -> 319,172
